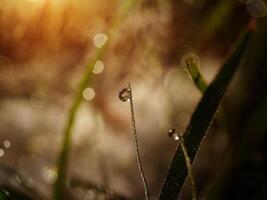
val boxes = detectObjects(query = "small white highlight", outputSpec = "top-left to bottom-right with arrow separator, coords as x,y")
3,140 -> 11,149
82,88 -> 95,101
93,33 -> 108,48
174,136 -> 180,141
93,60 -> 105,74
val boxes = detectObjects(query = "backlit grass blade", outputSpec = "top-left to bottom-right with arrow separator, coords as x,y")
159,30 -> 252,200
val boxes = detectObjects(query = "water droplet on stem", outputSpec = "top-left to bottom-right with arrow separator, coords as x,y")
168,129 -> 180,141
119,87 -> 131,102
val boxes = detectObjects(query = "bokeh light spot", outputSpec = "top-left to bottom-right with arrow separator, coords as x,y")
41,167 -> 57,184
93,60 -> 105,74
93,33 -> 108,48
0,148 -> 5,157
3,140 -> 11,149
82,88 -> 95,101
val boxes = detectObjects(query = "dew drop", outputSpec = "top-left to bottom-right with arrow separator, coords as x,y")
168,129 -> 180,141
119,87 -> 131,102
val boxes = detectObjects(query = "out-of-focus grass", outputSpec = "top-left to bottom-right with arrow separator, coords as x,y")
201,0 -> 236,42
53,0 -> 135,199
159,30 -> 252,200
53,46 -> 105,200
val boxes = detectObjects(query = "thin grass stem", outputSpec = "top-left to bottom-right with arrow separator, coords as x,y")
128,83 -> 150,200
177,132 -> 197,200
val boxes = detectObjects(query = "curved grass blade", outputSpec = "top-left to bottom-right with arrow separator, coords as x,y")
159,31 -> 252,200
53,1 -> 135,199
53,46 -> 105,200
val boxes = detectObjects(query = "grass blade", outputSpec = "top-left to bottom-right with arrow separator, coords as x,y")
186,58 -> 207,94
159,30 -> 252,200
53,48 -> 104,200
53,1 -> 135,199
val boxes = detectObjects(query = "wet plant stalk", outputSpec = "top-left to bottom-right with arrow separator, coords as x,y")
177,132 -> 197,200
128,83 -> 150,200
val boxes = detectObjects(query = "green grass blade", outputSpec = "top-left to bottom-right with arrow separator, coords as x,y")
159,31 -> 252,200
201,0 -> 236,41
53,1 -> 135,199
53,49 -> 103,200
186,58 -> 207,94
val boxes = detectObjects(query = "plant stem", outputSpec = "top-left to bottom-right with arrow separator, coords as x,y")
128,83 -> 150,200
177,132 -> 197,200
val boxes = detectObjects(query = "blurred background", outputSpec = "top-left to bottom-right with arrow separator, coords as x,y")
0,0 -> 267,199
